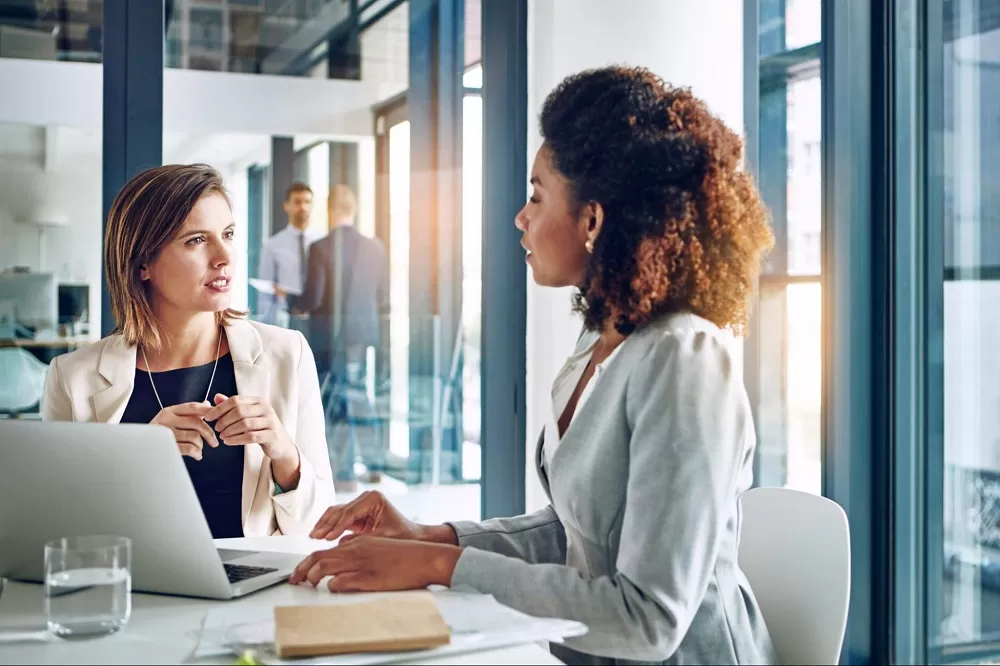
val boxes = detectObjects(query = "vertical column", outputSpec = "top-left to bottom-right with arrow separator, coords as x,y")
270,137 -> 295,235
247,165 -> 268,315
101,0 -> 164,337
328,142 -> 360,196
481,0 -> 528,518
408,0 -> 465,484
821,0 -> 878,661
436,0 -> 465,483
328,0 -> 362,81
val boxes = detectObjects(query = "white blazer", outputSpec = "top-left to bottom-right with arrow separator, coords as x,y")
41,318 -> 335,537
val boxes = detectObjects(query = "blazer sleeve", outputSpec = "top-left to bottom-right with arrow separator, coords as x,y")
447,506 -> 567,565
271,331 -> 336,534
448,331 -> 750,662
41,355 -> 73,421
291,242 -> 325,314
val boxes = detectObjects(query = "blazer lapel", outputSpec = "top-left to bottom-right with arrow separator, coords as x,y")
534,430 -> 553,500
225,319 -> 271,530
92,335 -> 136,424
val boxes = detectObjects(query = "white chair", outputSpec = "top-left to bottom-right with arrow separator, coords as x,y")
0,347 -> 49,417
738,487 -> 851,665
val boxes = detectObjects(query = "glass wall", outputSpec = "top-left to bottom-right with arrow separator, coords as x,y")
0,0 -> 102,62
162,0 -> 482,523
0,0 -> 491,524
751,0 -> 823,494
932,0 -> 1000,654
0,1 -> 103,418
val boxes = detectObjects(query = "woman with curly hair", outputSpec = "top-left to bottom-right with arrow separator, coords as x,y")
290,66 -> 777,665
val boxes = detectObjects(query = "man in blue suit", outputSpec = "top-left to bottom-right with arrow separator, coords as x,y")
291,185 -> 389,491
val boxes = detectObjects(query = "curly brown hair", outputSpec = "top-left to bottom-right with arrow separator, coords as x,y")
540,66 -> 774,336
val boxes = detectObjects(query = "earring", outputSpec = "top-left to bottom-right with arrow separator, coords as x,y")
585,239 -> 594,254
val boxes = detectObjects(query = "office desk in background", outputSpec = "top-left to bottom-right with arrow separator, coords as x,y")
0,536 -> 563,666
7,335 -> 91,365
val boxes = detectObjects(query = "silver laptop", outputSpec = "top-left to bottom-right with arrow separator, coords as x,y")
0,420 -> 303,599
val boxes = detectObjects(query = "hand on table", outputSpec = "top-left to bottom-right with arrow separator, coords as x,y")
308,490 -> 458,545
289,535 -> 462,593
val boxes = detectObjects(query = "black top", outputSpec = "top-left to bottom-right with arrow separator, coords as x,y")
120,353 -> 245,539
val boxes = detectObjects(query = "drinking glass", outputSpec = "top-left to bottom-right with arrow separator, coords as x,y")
44,536 -> 132,639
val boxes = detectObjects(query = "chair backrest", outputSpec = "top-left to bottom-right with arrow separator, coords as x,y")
0,347 -> 49,413
738,487 -> 851,665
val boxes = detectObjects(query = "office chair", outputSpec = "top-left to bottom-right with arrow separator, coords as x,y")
0,347 -> 48,418
738,486 -> 851,665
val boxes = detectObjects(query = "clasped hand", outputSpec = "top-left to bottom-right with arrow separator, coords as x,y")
289,491 -> 462,593
151,393 -> 295,464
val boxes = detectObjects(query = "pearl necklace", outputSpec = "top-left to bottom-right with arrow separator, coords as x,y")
141,328 -> 223,411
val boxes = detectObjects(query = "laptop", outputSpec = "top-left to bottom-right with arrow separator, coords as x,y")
0,420 -> 304,599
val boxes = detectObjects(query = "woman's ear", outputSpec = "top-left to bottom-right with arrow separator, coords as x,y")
586,201 -> 605,246
139,265 -> 150,281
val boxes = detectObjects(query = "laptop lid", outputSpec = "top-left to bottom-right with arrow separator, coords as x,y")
0,420 -> 233,599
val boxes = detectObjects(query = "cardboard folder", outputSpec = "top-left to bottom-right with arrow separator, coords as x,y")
274,591 -> 452,659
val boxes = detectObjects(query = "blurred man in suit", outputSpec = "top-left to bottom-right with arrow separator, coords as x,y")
256,182 -> 323,327
292,184 -> 389,491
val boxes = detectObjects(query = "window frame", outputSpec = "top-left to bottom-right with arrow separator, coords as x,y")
747,1 -> 824,493
746,1 -> 895,663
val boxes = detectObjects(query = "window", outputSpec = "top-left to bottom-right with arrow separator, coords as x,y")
930,0 -> 1000,657
750,0 -> 823,494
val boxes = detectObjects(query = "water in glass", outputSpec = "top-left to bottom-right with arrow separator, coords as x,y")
44,536 -> 132,639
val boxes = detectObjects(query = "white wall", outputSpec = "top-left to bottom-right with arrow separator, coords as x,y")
524,0 -> 745,512
0,151 -> 102,333
0,58 -> 404,136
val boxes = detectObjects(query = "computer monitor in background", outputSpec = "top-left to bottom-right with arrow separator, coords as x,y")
58,283 -> 89,328
0,272 -> 58,333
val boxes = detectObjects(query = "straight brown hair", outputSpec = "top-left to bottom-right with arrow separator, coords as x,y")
104,163 -> 245,351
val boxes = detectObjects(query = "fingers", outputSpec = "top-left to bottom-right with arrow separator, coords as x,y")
204,394 -> 244,423
290,547 -> 362,586
309,492 -> 375,540
187,415 -> 220,448
310,505 -> 346,540
222,429 -> 275,446
155,403 -> 219,450
172,428 -> 204,460
327,491 -> 387,541
169,401 -> 213,418
216,407 -> 267,438
166,415 -> 218,449
177,443 -> 203,460
327,572 -> 368,593
289,550 -> 318,584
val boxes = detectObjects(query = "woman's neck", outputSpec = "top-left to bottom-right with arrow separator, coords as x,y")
142,310 -> 225,371
594,324 -> 627,361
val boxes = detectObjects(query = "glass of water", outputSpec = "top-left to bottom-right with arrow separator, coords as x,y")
44,536 -> 132,639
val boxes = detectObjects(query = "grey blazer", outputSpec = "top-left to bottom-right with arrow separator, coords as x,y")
448,312 -> 778,665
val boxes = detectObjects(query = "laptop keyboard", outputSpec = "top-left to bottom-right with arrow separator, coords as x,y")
224,563 -> 279,584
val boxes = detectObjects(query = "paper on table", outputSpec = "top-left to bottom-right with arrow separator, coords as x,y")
248,278 -> 302,297
195,590 -> 587,665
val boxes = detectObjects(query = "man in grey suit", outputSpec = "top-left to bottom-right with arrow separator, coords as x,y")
291,184 -> 389,491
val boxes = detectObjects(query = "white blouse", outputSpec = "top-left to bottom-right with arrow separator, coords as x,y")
544,333 -> 625,570
545,337 -> 626,464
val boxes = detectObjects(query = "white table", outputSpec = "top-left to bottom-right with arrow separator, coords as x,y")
0,536 -> 562,665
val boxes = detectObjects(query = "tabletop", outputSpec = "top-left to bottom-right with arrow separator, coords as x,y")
0,536 -> 562,665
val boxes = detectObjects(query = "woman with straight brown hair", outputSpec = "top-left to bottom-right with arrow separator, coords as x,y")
42,163 -> 335,538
